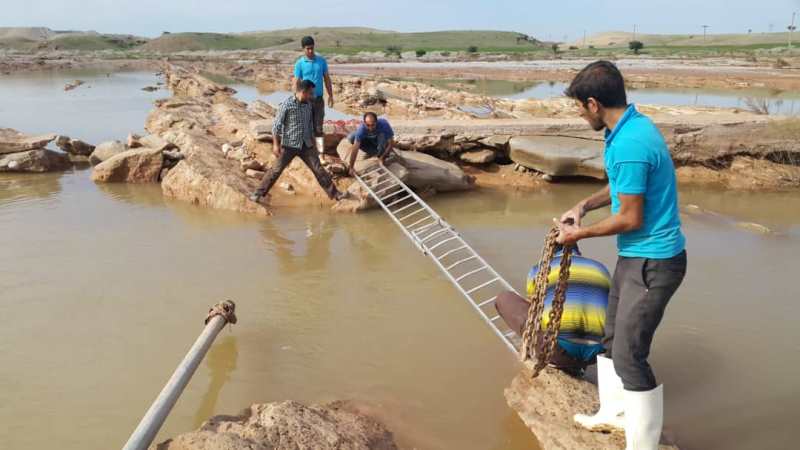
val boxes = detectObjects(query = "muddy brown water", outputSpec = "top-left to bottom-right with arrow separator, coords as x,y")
1,70 -> 799,450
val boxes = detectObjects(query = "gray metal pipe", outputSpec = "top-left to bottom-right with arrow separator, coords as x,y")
122,300 -> 237,450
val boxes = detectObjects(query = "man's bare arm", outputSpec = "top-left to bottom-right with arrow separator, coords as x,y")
560,185 -> 611,225
557,193 -> 643,244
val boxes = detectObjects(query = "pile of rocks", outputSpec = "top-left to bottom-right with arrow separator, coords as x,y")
89,133 -> 184,183
0,128 -> 71,172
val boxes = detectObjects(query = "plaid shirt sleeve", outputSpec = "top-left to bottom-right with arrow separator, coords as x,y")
272,99 -> 288,138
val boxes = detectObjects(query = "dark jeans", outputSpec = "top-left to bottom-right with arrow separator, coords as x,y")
495,290 -> 592,372
255,145 -> 337,198
347,131 -> 387,158
604,250 -> 687,391
311,97 -> 325,137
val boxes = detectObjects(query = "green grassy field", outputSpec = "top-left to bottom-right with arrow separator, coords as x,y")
141,28 -> 542,54
1,26 -> 797,57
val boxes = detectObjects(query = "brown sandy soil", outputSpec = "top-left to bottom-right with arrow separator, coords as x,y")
0,54 -> 160,74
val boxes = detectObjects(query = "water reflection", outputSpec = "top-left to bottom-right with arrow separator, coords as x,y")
193,336 -> 239,428
259,218 -> 335,274
0,172 -> 63,206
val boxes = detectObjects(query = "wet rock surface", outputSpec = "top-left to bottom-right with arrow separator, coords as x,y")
509,136 -> 606,180
0,148 -> 71,172
152,400 -> 398,450
0,128 -> 57,155
505,364 -> 679,450
91,147 -> 164,183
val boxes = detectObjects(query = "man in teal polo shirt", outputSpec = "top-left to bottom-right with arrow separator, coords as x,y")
293,36 -> 334,141
556,61 -> 687,450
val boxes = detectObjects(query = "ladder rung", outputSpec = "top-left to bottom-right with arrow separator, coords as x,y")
490,315 -> 501,322
421,228 -> 450,243
393,201 -> 420,215
446,255 -> 477,271
379,190 -> 404,202
369,178 -> 394,190
385,195 -> 413,208
360,164 -> 382,176
399,208 -> 426,221
455,266 -> 488,282
436,245 -> 468,261
362,172 -> 388,184
412,221 -> 439,235
428,236 -> 458,251
504,331 -> 516,338
375,184 -> 402,196
477,296 -> 498,307
466,277 -> 500,294
406,216 -> 433,229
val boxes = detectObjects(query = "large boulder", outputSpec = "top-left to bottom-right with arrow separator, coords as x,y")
0,128 -> 57,155
336,142 -> 474,193
459,148 -> 496,164
505,364 -> 679,450
55,135 -> 95,156
0,149 -> 71,172
159,132 -> 270,217
153,400 -> 398,450
139,134 -> 174,151
91,147 -> 163,183
90,140 -> 127,165
399,150 -> 475,192
510,136 -> 606,180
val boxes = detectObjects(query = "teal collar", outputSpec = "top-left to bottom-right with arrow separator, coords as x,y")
604,104 -> 637,145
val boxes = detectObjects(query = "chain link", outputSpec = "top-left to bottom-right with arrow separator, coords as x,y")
518,226 -> 574,378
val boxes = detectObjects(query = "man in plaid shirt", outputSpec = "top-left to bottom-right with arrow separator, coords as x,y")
250,79 -> 345,203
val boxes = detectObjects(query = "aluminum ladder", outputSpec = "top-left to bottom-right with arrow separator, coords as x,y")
355,163 -> 521,354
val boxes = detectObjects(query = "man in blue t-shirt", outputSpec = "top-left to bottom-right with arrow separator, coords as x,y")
345,112 -> 397,176
293,36 -> 333,138
556,61 -> 687,450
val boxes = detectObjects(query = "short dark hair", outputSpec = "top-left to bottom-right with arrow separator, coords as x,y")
297,79 -> 315,92
363,111 -> 378,122
301,36 -> 315,48
564,60 -> 627,108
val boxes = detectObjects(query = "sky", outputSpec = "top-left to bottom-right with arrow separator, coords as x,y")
2,0 -> 800,40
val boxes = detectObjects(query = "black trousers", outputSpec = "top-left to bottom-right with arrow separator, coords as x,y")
256,145 -> 336,198
604,250 -> 687,391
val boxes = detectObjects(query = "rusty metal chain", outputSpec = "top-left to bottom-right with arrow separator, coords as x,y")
518,226 -> 574,378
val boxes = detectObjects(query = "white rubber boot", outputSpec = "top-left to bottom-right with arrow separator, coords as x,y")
623,385 -> 663,450
573,355 -> 625,431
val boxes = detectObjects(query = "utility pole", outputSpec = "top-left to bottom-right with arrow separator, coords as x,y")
702,25 -> 709,42
633,24 -> 637,41
789,12 -> 797,48
583,29 -> 587,47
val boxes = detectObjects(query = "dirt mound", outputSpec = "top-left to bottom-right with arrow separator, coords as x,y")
153,400 -> 398,450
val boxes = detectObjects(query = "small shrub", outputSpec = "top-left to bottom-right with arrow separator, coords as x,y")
629,40 -> 644,54
569,45 -> 579,50
415,49 -> 427,57
385,45 -> 402,57
776,58 -> 790,68
441,51 -> 451,57
467,46 -> 478,53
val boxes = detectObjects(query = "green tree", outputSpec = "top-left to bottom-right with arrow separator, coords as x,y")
385,45 -> 402,57
551,43 -> 559,55
467,45 -> 479,53
415,49 -> 427,57
629,40 -> 644,54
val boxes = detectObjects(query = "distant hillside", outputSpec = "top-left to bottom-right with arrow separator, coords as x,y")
579,31 -> 796,48
0,27 -> 147,50
142,27 -> 542,53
